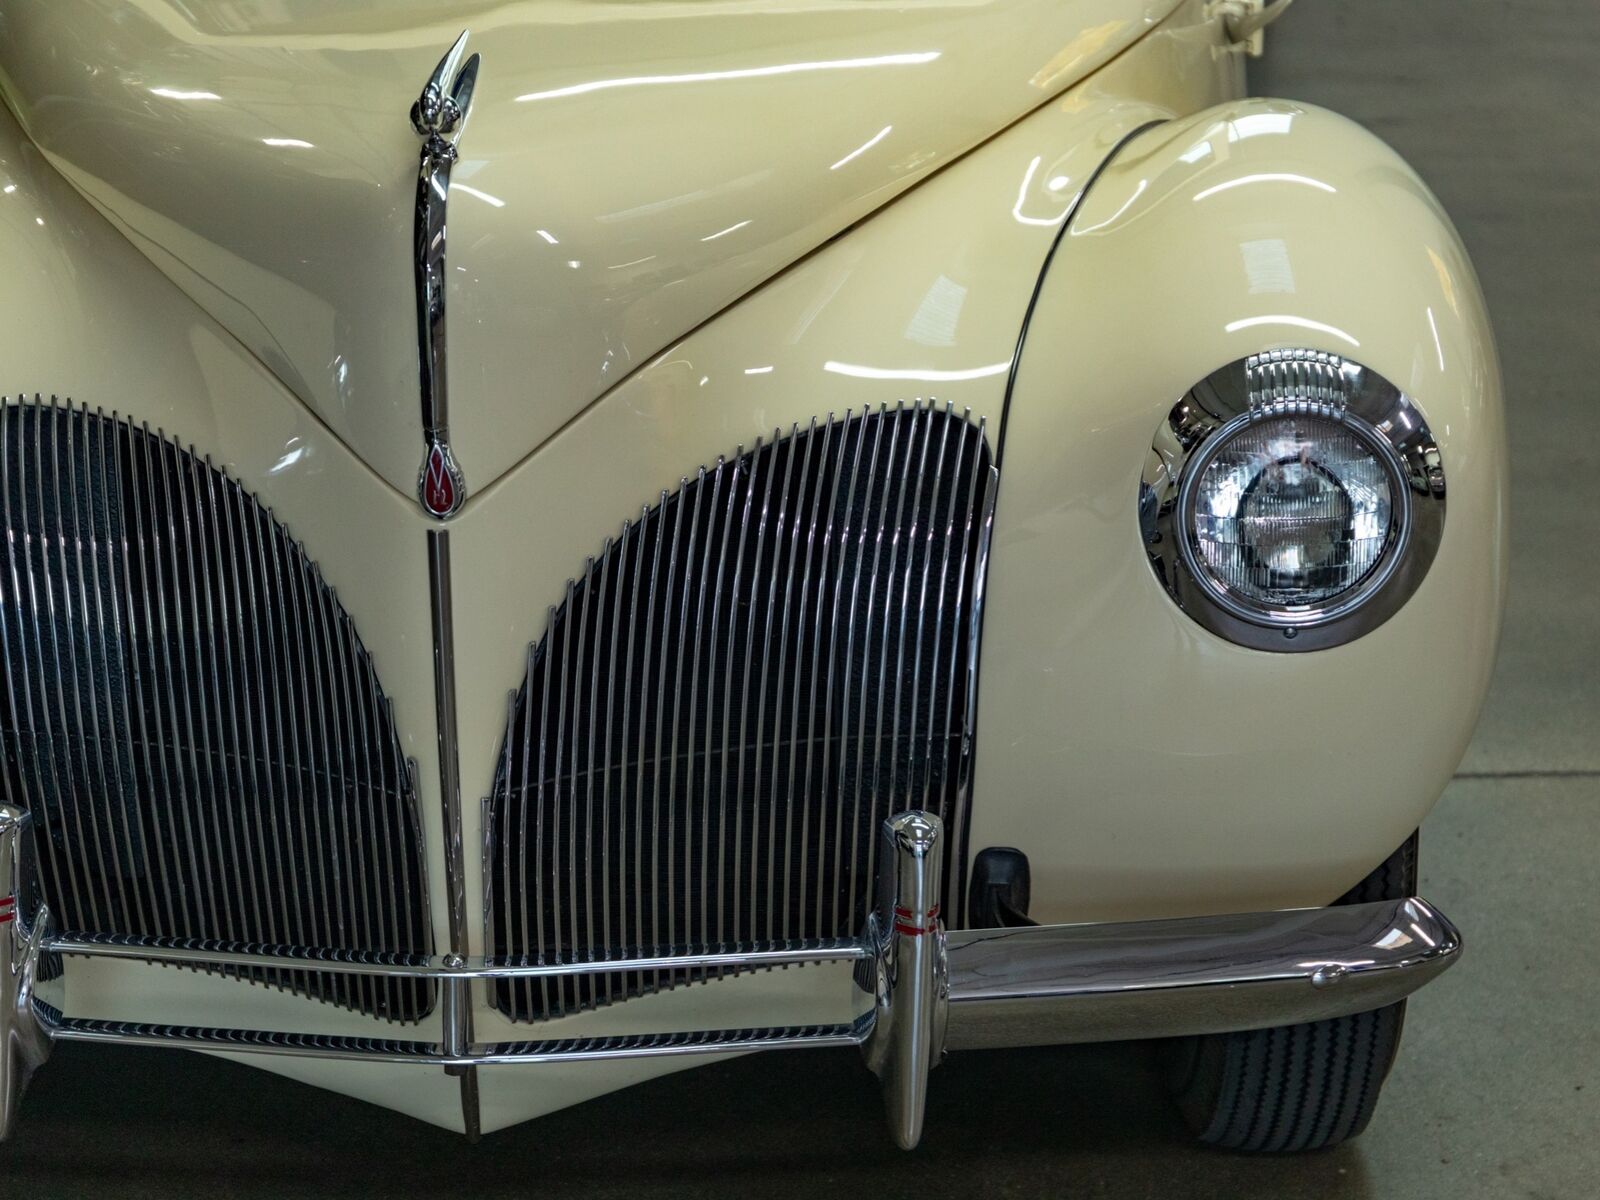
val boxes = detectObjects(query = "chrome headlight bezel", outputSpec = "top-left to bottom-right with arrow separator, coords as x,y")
1140,349 -> 1446,652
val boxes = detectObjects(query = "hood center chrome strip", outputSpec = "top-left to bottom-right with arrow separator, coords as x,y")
414,31 -> 482,1139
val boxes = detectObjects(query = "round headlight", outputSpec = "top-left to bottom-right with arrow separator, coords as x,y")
1142,350 -> 1444,652
1182,412 -> 1404,618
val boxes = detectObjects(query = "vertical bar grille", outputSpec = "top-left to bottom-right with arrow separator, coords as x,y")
0,398 -> 433,1022
487,404 -> 996,1022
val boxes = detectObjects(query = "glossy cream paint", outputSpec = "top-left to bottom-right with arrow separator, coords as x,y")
977,102 -> 1506,923
0,0 -> 1180,498
454,2 -> 1247,1134
0,0 -> 1504,1136
0,99 -> 465,1125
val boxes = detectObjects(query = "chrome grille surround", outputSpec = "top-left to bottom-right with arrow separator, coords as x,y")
0,397 -> 434,1022
486,402 -> 997,1022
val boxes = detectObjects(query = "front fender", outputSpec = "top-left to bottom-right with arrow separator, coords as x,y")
975,100 -> 1507,923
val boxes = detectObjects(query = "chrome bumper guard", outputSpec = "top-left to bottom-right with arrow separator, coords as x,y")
0,805 -> 1461,1147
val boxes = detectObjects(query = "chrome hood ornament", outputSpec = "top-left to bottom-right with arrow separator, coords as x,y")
411,31 -> 479,519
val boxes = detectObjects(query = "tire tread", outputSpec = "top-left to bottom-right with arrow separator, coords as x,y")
1167,833 -> 1417,1153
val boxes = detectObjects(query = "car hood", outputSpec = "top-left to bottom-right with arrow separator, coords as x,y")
0,0 -> 1177,499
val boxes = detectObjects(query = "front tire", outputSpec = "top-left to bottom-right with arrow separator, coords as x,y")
1163,834 -> 1418,1152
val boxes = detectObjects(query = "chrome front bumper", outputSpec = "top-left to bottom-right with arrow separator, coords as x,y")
0,805 -> 1461,1148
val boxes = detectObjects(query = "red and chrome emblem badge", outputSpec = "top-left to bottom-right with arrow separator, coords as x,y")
418,437 -> 466,519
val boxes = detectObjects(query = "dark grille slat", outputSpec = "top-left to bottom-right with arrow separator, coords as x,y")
0,398 -> 433,1022
761,429 -> 800,943
602,525 -> 624,1005
779,424 -> 820,943
708,457 -> 735,948
64,412 -> 118,929
205,465 -> 256,948
947,414 -> 992,867
618,517 -> 641,977
244,472 -> 300,949
824,415 -> 869,933
224,471 -> 280,956
92,421 -> 145,933
115,415 -> 181,935
908,411 -> 952,813
640,490 -> 668,999
923,420 -> 963,813
729,441 -> 765,948
487,404 -> 995,1023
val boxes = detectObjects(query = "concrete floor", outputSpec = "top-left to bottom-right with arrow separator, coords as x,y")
3,1 -> 1596,1195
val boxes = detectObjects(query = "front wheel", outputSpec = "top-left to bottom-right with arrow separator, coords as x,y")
1163,833 -> 1418,1152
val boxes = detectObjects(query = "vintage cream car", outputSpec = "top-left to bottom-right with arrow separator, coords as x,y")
0,0 -> 1503,1153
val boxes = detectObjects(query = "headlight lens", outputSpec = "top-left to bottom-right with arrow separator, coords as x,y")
1142,349 -> 1445,652
1185,413 -> 1400,612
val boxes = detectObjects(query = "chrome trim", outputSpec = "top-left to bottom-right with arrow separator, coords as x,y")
45,933 -> 869,979
46,1018 -> 870,1069
1140,349 -> 1446,652
425,529 -> 476,1113
34,896 -> 1459,1054
411,31 -> 479,519
1,808 -> 1462,1146
861,812 -> 948,1150
0,807 -> 52,1143
952,457 -> 996,925
470,1022 -> 870,1065
1244,347 -> 1351,413
426,533 -> 469,961
942,895 -> 1459,1049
